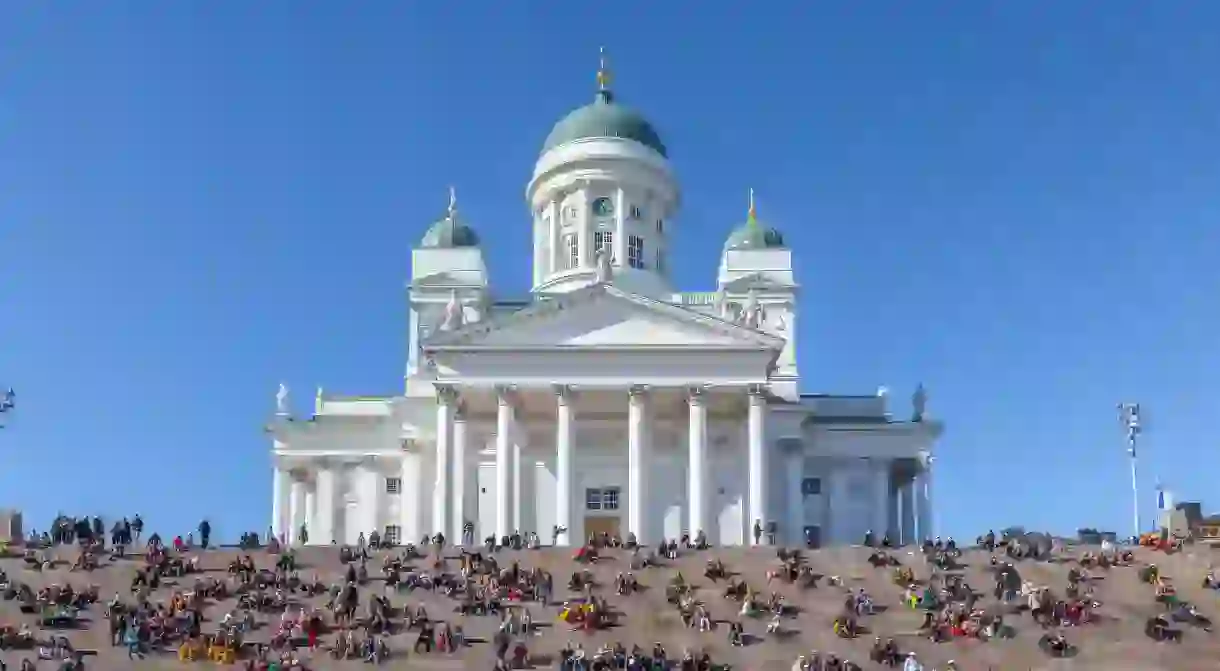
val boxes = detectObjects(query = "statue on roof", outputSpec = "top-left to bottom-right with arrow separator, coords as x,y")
739,289 -> 764,329
275,383 -> 289,416
912,383 -> 928,422
440,290 -> 465,331
595,246 -> 613,283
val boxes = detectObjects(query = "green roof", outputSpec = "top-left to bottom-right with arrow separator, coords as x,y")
420,214 -> 479,249
542,90 -> 668,158
724,207 -> 786,251
419,189 -> 479,249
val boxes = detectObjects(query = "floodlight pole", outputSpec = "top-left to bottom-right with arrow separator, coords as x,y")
0,387 -> 14,428
1117,403 -> 1142,541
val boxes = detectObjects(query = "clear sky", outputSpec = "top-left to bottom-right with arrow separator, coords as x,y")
2,3 -> 1218,542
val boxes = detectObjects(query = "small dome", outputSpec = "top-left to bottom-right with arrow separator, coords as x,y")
724,190 -> 786,251
542,90 -> 668,158
419,187 -> 479,248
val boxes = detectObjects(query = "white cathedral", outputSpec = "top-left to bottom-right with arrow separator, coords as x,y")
267,62 -> 942,549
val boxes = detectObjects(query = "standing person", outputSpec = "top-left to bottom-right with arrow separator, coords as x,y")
198,519 -> 211,550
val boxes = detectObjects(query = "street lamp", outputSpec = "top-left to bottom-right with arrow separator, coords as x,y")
0,388 -> 14,427
1117,403 -> 1142,542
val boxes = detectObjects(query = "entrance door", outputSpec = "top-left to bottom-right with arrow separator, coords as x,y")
802,525 -> 822,549
584,516 -> 620,539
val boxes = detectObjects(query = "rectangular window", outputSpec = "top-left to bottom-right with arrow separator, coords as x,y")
585,488 -> 602,510
627,235 -> 645,269
383,525 -> 401,545
629,205 -> 643,220
594,230 -> 614,260
655,251 -> 666,274
800,477 -> 822,496
564,233 -> 579,269
385,477 -> 402,495
601,487 -> 621,511
657,219 -> 665,234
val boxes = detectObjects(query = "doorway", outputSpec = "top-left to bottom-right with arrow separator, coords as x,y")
584,516 -> 621,539
802,525 -> 822,549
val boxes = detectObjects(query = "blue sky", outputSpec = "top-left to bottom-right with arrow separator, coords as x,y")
2,3 -> 1218,542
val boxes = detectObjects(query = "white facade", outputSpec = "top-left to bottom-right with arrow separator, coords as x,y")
267,76 -> 942,549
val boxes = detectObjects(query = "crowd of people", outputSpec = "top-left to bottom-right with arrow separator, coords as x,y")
0,516 -> 1216,670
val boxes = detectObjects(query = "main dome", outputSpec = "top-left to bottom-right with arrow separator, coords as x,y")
541,90 -> 668,158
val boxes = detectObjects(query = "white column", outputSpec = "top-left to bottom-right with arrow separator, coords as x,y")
495,386 -> 515,539
871,458 -> 890,540
399,448 -> 421,544
361,461 -> 382,540
554,385 -> 575,546
432,385 -> 457,537
451,404 -> 468,543
916,468 -> 933,541
747,385 -> 768,545
272,467 -> 286,541
315,465 -> 336,545
289,477 -> 307,546
547,200 -> 559,272
627,385 -> 651,543
687,386 -> 708,537
613,186 -> 628,265
899,480 -> 915,545
512,442 -> 523,533
304,485 -> 316,544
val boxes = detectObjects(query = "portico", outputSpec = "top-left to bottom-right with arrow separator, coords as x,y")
421,381 -> 773,547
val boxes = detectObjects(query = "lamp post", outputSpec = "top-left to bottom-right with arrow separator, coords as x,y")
1117,403 -> 1142,542
0,388 -> 14,427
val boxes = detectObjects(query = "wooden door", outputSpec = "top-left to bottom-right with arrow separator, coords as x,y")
584,516 -> 621,539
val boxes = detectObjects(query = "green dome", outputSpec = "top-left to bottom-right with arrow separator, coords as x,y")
419,188 -> 479,248
542,91 -> 668,158
420,214 -> 479,249
724,212 -> 786,251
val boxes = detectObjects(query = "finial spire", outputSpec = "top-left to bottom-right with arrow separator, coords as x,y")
447,185 -> 457,219
747,187 -> 757,225
596,46 -> 613,100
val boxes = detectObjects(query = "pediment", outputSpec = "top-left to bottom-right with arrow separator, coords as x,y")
721,272 -> 792,293
424,284 -> 785,351
411,271 -> 467,288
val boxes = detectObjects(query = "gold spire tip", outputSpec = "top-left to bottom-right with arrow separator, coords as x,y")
596,46 -> 612,91
747,187 -> 757,221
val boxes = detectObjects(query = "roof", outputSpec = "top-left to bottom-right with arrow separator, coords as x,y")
542,90 -> 668,158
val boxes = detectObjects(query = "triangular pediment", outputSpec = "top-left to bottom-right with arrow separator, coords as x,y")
411,271 -> 468,288
424,284 -> 785,350
721,272 -> 793,293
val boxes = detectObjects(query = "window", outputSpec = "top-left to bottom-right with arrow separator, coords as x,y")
594,230 -> 614,260
656,219 -> 665,234
564,206 -> 578,220
627,235 -> 645,269
383,525 -> 401,546
585,487 -> 621,511
629,205 -> 643,220
800,477 -> 822,496
655,251 -> 666,274
385,477 -> 402,495
564,233 -> 579,269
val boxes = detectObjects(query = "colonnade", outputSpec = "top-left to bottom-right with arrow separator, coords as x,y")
428,383 -> 772,546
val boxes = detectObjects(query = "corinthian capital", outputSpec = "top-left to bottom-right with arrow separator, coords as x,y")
434,384 -> 459,405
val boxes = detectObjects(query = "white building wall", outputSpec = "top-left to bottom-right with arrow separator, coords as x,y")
276,402 -> 931,548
